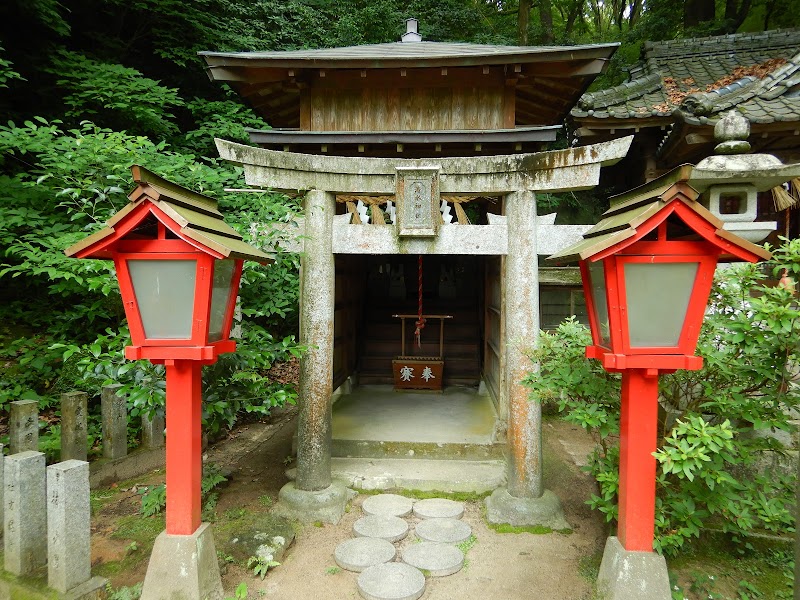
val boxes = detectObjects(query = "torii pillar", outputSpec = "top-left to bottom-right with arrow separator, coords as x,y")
216,137 -> 632,525
276,189 -> 354,523
481,189 -> 570,529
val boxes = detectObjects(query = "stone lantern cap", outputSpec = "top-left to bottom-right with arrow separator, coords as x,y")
689,111 -> 800,192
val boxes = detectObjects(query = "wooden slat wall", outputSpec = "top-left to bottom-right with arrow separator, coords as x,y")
483,256 -> 504,414
333,256 -> 364,391
309,87 -> 505,131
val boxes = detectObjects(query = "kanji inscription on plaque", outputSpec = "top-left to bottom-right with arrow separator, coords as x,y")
395,166 -> 440,237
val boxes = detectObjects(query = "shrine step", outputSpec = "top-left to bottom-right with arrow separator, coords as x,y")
331,437 -> 505,461
286,457 -> 506,494
329,384 -> 501,459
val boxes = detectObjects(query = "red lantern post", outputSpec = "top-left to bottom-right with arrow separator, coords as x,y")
549,167 -> 771,596
65,165 -> 272,596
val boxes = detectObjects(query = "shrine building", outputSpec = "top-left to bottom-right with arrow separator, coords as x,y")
201,20 -> 632,524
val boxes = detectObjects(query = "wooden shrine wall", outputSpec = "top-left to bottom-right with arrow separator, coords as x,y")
483,256 -> 504,413
303,70 -> 513,131
333,255 -> 365,390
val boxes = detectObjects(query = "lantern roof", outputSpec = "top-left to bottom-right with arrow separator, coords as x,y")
65,165 -> 273,263
547,164 -> 771,264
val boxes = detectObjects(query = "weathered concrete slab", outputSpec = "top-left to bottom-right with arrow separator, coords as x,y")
290,457 -> 506,493
89,446 -> 165,488
224,513 -> 296,565
357,563 -> 426,600
353,515 -> 409,542
536,213 -> 593,256
362,494 -> 414,518
334,537 -> 396,572
141,523 -> 223,600
402,541 -> 464,577
597,536 -> 670,600
415,518 -> 471,544
412,498 -> 464,520
485,488 -> 570,530
274,481 -> 355,525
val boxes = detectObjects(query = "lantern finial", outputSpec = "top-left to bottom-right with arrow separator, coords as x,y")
713,111 -> 751,155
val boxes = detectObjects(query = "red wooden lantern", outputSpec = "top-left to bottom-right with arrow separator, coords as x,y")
550,165 -> 770,554
66,165 -> 272,536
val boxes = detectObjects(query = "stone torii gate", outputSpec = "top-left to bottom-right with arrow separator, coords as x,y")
217,135 -> 632,526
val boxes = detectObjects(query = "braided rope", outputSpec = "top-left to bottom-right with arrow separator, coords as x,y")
414,254 -> 426,349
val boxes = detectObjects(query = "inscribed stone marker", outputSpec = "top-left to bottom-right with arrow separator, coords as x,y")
9,399 -> 38,455
142,411 -> 165,449
61,391 -> 88,461
4,450 -> 47,575
101,384 -> 127,459
48,460 -> 91,592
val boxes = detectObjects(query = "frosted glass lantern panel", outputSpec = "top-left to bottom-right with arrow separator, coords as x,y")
587,260 -> 611,347
208,259 -> 237,343
624,262 -> 699,347
128,259 -> 197,339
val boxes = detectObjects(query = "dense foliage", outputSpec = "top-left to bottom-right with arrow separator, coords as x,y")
525,238 -> 800,556
0,117 -> 303,440
0,0 -> 794,450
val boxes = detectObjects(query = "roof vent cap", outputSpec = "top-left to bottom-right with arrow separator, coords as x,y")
402,18 -> 422,43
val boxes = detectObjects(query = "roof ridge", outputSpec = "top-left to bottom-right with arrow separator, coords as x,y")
644,28 -> 800,59
578,72 -> 661,110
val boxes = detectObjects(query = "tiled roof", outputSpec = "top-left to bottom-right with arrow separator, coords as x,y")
201,41 -> 618,67
572,28 -> 800,122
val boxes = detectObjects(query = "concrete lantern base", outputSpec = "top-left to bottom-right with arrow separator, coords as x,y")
597,537 -> 670,600
274,480 -> 355,525
140,523 -> 223,600
484,487 -> 570,530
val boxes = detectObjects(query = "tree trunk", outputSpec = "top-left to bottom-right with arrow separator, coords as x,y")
734,0 -> 752,30
629,0 -> 643,27
684,0 -> 715,27
563,0 -> 581,37
538,0 -> 554,44
518,0 -> 531,45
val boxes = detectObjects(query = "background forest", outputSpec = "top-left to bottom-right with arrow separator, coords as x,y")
0,0 -> 797,443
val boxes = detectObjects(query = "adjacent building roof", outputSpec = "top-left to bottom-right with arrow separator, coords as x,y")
571,28 -> 800,166
573,28 -> 800,122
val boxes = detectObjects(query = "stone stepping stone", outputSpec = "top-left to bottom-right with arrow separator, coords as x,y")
412,498 -> 464,520
402,541 -> 464,577
357,562 -> 426,600
334,537 -> 396,573
362,493 -> 414,518
354,515 -> 409,542
415,518 -> 472,544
